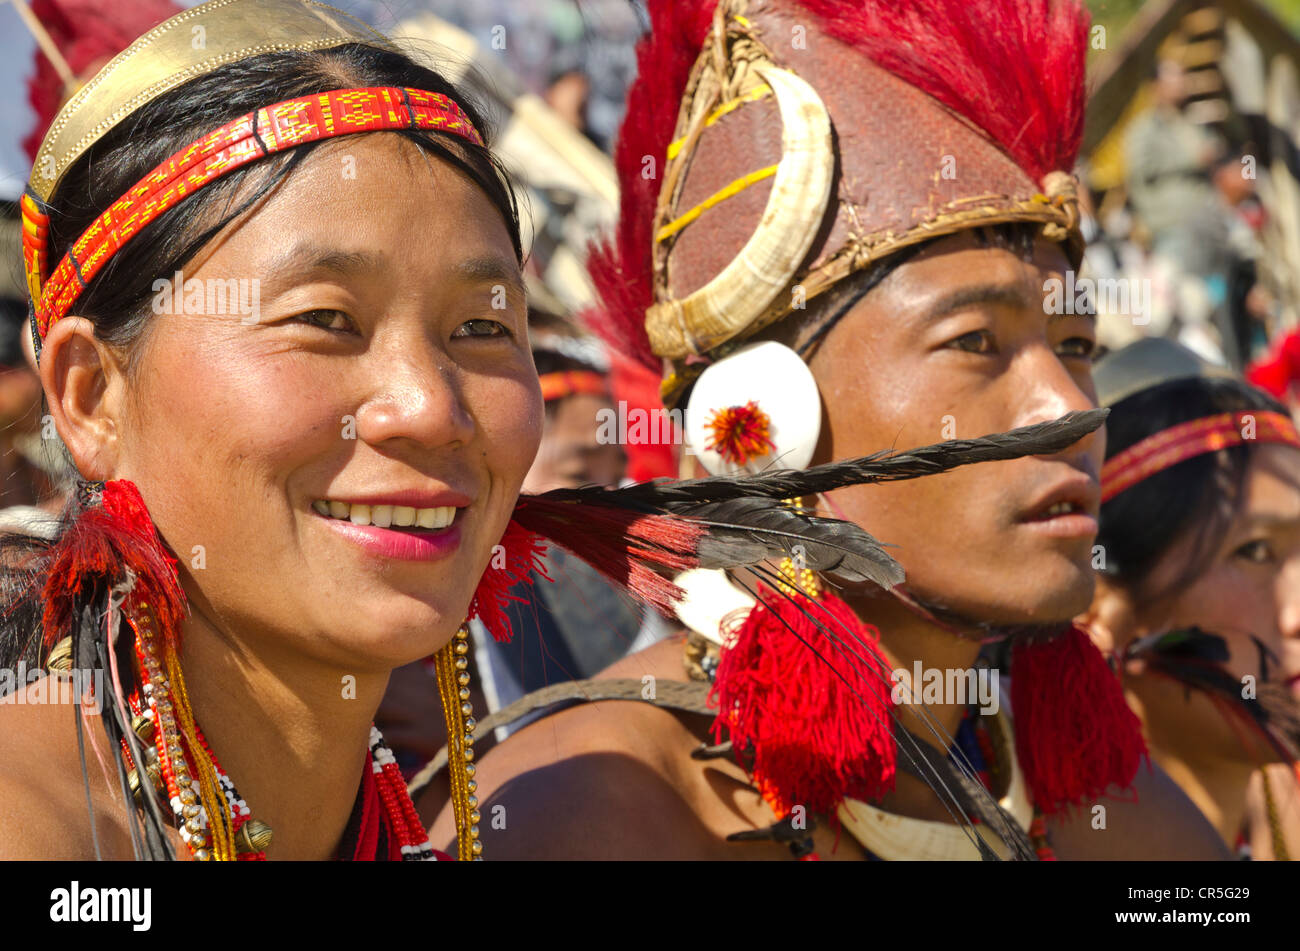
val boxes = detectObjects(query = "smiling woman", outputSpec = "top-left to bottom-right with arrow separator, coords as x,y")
0,0 -> 541,862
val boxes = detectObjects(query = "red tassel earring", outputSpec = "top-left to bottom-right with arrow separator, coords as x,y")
1010,624 -> 1147,816
711,573 -> 896,822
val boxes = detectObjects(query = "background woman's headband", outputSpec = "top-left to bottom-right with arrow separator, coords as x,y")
1101,411 -> 1300,504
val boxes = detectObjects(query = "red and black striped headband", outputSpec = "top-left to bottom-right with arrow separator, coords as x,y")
1101,410 -> 1300,504
22,86 -> 484,342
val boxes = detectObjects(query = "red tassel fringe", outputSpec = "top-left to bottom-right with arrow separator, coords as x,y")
467,519 -> 551,644
40,480 -> 186,651
1011,624 -> 1147,816
711,585 -> 896,819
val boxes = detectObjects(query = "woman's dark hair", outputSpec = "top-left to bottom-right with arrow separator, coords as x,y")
0,42 -> 524,668
43,42 -> 524,379
1096,375 -> 1289,600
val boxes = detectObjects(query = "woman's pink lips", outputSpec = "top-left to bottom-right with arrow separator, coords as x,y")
315,510 -> 463,561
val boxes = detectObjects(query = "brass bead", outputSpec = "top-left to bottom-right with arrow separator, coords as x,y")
183,804 -> 200,819
453,640 -> 468,656
471,840 -> 483,856
131,713 -> 155,742
463,747 -> 474,762
468,824 -> 480,839
179,788 -> 198,806
235,819 -> 274,853
184,817 -> 202,834
188,833 -> 206,849
464,763 -> 476,778
47,637 -> 73,672
128,768 -> 142,799
193,849 -> 211,861
469,809 -> 481,825
458,687 -> 470,701
460,702 -> 473,717
467,795 -> 478,809
464,716 -> 477,733
456,671 -> 470,686
466,779 -> 477,793
454,656 -> 468,671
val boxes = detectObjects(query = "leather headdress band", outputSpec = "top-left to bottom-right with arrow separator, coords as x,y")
24,85 -> 483,340
1101,411 -> 1300,504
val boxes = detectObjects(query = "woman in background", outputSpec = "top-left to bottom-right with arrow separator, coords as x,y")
1084,338 -> 1300,857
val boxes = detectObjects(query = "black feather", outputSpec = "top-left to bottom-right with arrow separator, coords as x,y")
540,409 -> 1108,509
678,498 -> 903,587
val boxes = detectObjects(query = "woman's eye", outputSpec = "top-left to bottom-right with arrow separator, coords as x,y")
453,318 -> 510,339
293,309 -> 355,333
946,330 -> 996,354
1233,538 -> 1276,564
1056,336 -> 1096,359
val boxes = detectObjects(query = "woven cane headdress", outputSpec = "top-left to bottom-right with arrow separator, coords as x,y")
592,0 -> 1088,407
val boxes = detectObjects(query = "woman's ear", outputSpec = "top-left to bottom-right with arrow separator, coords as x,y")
1082,574 -> 1147,669
37,316 -> 128,481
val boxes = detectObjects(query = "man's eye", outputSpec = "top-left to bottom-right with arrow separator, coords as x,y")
293,309 -> 355,333
1234,539 -> 1276,564
1056,336 -> 1096,359
946,330 -> 996,354
453,319 -> 510,339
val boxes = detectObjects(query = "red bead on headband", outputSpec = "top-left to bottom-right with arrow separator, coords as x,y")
23,86 -> 484,339
1101,410 -> 1300,504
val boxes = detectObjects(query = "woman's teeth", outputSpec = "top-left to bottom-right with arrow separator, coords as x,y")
312,500 -> 456,529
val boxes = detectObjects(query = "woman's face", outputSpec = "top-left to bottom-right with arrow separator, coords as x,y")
99,136 -> 541,672
1127,443 -> 1300,761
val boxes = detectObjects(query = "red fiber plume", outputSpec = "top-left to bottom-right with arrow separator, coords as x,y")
711,585 -> 896,819
24,0 -> 182,161
1011,625 -> 1147,816
585,0 -> 717,370
799,0 -> 1088,183
510,494 -> 703,617
468,519 -> 551,644
40,479 -> 186,650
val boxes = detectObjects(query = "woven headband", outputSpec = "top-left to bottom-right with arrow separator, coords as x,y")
22,85 -> 484,341
1101,411 -> 1300,504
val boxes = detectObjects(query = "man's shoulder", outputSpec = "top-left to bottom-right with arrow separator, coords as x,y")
431,635 -> 724,858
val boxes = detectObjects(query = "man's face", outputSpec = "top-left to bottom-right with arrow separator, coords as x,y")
804,230 -> 1103,625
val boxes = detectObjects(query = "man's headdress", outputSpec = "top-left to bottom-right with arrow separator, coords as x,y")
590,0 -> 1087,407
587,0 -> 1148,838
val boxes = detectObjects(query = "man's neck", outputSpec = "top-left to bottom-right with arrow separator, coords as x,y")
173,603 -> 390,860
843,588 -> 985,822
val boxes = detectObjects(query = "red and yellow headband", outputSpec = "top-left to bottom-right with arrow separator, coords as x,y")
22,85 -> 483,341
539,370 -> 609,403
1101,411 -> 1300,504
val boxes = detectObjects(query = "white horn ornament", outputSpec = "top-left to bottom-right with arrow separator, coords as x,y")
646,63 -> 835,360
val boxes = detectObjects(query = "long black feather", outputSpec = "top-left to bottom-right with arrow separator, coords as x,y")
539,409 -> 1108,509
678,498 -> 903,587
